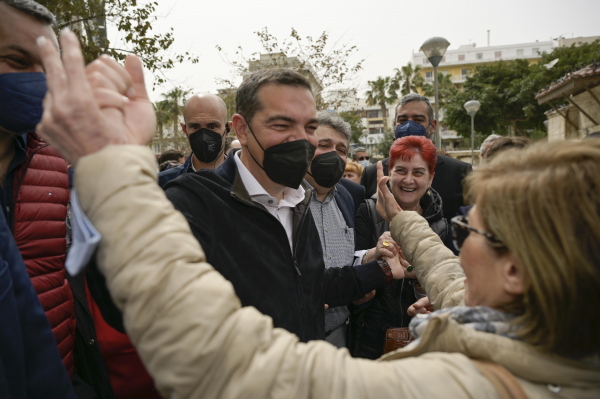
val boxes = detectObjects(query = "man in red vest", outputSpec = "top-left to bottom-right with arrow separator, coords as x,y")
0,1 -> 159,398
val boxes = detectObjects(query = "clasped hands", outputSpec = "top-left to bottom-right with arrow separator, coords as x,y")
35,29 -> 156,165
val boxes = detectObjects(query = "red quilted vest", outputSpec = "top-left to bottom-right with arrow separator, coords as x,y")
11,132 -> 76,377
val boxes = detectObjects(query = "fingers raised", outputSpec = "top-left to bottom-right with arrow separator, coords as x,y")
37,35 -> 66,96
59,30 -> 88,91
125,55 -> 149,101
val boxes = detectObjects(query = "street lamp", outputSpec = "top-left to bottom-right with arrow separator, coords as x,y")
464,99 -> 481,165
420,36 -> 451,149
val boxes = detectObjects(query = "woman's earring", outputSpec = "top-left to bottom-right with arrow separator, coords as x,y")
427,188 -> 431,196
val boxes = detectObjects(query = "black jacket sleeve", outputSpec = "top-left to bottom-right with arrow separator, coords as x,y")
355,201 -> 376,251
322,261 -> 385,307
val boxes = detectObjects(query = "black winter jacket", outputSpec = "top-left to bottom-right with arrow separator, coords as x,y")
163,150 -> 387,342
350,188 -> 451,359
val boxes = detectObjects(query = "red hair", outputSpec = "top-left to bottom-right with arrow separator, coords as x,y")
389,136 -> 437,175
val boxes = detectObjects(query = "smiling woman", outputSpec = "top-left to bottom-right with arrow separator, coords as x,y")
351,136 -> 455,359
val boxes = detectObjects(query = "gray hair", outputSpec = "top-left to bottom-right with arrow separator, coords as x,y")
481,134 -> 502,158
236,69 -> 314,125
317,111 -> 351,143
1,0 -> 56,25
395,93 -> 434,124
353,146 -> 367,160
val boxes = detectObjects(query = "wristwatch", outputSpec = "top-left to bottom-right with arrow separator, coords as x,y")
377,258 -> 393,285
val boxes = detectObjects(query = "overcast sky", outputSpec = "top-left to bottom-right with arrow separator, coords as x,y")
108,0 -> 600,103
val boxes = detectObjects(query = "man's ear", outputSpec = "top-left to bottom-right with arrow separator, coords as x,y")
502,253 -> 526,297
226,121 -> 233,133
180,122 -> 188,137
232,115 -> 247,146
429,120 -> 438,138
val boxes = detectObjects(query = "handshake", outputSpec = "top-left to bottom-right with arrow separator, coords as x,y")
35,29 -> 156,165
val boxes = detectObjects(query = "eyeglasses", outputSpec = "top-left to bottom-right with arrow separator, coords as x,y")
451,215 -> 505,251
358,156 -> 370,161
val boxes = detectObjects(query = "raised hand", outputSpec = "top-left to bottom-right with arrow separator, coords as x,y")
407,297 -> 433,317
375,161 -> 402,222
36,29 -> 156,165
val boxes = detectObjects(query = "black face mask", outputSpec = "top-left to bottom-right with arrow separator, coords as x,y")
307,151 -> 346,188
246,122 -> 316,189
188,128 -> 226,163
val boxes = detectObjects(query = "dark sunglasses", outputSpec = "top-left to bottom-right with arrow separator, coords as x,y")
451,215 -> 505,252
358,156 -> 370,161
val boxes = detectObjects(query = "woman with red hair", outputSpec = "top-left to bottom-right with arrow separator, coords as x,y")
350,136 -> 453,359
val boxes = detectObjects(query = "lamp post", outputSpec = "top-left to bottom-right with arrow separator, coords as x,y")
464,99 -> 481,165
420,37 -> 451,149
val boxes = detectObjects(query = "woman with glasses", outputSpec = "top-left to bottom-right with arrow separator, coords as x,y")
350,136 -> 454,359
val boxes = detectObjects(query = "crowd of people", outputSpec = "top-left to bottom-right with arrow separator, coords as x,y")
1,1 -> 599,398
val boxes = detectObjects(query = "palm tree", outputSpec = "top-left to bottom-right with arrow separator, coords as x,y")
422,72 -> 457,108
390,62 -> 425,97
154,100 -> 171,152
162,87 -> 190,150
365,77 -> 397,129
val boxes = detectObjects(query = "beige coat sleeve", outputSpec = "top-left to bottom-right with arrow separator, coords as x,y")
389,211 -> 466,310
75,145 -> 495,399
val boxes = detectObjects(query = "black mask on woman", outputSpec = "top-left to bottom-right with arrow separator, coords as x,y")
188,128 -> 226,163
246,122 -> 316,189
307,151 -> 346,188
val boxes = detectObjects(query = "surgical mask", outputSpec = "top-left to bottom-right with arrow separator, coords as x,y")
307,151 -> 345,188
188,128 -> 226,163
246,122 -> 316,189
0,72 -> 47,134
395,120 -> 429,139
359,160 -> 370,168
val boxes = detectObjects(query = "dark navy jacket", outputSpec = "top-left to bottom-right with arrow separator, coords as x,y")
163,149 -> 386,342
337,178 -> 365,218
157,154 -> 193,188
0,204 -> 76,399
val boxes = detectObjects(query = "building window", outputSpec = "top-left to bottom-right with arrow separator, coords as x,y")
153,143 -> 161,153
532,48 -> 539,55
369,128 -> 383,135
423,58 -> 429,65
476,53 -> 483,60
461,69 -> 468,80
517,49 -> 524,57
425,71 -> 433,82
441,56 -> 446,63
495,51 -> 502,59
458,54 -> 465,61
366,110 -> 380,119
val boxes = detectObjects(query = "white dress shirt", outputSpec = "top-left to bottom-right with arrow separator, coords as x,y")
234,151 -> 305,251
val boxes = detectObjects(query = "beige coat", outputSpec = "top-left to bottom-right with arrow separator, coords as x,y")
76,145 -> 600,399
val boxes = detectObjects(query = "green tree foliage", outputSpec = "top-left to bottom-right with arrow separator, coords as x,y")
339,110 -> 365,146
153,99 -> 171,151
216,27 -> 364,110
376,128 -> 395,157
422,72 -> 457,108
40,0 -> 198,87
390,62 -> 424,97
365,77 -> 397,129
444,40 -> 600,139
161,87 -> 189,150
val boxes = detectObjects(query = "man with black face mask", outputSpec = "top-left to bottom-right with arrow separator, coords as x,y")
160,69 -> 407,343
305,111 -> 394,348
158,93 -> 231,187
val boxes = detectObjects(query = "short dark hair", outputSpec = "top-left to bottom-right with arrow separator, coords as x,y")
2,0 -> 56,25
395,93 -> 434,124
158,149 -> 185,165
236,69 -> 313,125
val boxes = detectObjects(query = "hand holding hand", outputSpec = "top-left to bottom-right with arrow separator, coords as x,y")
384,254 -> 405,280
376,161 -> 402,223
372,232 -> 398,260
407,297 -> 433,317
36,30 -> 156,166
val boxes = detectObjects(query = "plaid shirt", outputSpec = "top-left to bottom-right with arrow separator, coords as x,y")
308,185 -> 354,332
